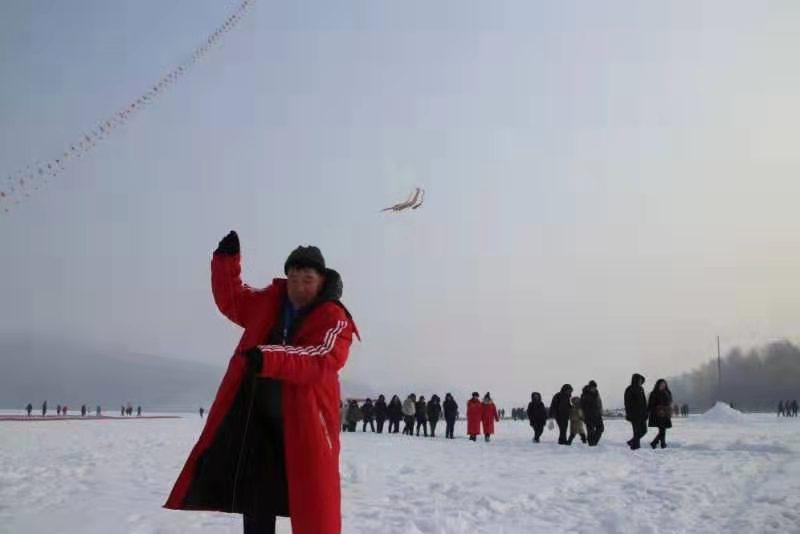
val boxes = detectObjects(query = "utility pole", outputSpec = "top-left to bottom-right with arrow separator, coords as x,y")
717,336 -> 722,401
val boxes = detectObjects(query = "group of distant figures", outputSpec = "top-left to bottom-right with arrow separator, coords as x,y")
336,375 -> 698,450
25,401 -> 142,417
340,393 -> 467,439
778,400 -> 799,417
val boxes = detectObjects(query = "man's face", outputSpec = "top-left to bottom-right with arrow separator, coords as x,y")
287,266 -> 325,308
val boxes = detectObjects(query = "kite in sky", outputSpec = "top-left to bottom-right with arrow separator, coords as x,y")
381,187 -> 425,213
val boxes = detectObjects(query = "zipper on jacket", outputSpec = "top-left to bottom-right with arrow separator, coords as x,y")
319,410 -> 333,451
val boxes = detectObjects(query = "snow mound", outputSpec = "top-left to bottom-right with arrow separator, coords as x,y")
696,402 -> 748,424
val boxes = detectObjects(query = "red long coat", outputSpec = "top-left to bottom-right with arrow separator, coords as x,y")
481,401 -> 499,435
466,398 -> 482,435
164,253 -> 358,534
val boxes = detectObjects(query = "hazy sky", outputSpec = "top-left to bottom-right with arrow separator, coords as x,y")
2,1 -> 799,407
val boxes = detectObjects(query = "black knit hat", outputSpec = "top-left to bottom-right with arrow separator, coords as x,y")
284,245 -> 326,275
588,380 -> 597,388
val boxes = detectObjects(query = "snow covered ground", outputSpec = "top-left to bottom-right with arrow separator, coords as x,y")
1,409 -> 799,533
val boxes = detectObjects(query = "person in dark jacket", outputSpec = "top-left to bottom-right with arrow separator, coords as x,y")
361,398 -> 375,432
346,399 -> 361,432
41,401 -> 48,417
526,392 -> 547,443
427,395 -> 442,437
778,400 -> 785,417
374,394 -> 388,433
549,384 -> 573,445
415,396 -> 428,437
388,395 -> 403,433
580,380 -> 604,446
648,379 -> 673,449
624,373 -> 648,450
443,393 -> 459,439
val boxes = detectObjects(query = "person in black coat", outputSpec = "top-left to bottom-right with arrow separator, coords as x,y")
648,378 -> 673,449
374,394 -> 388,433
361,398 -> 375,432
624,373 -> 648,450
427,395 -> 442,437
549,384 -> 573,445
580,380 -> 604,446
443,393 -> 459,439
387,395 -> 403,433
526,392 -> 548,443
415,396 -> 428,437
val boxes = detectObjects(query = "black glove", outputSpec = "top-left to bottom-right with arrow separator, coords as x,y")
243,346 -> 263,374
215,230 -> 240,255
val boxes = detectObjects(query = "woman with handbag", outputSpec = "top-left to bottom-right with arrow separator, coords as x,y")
647,379 -> 673,449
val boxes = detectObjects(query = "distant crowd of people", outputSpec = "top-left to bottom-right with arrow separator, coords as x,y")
339,374 -> 688,450
341,393 -> 470,439
25,401 -> 142,417
778,400 -> 799,417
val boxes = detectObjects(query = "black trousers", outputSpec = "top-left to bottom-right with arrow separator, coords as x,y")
445,417 -> 456,438
402,416 -> 415,435
415,419 -> 428,436
531,423 -> 544,442
628,419 -> 647,449
362,419 -> 375,432
429,419 -> 438,437
376,417 -> 386,433
651,426 -> 667,447
557,420 -> 569,444
389,418 -> 400,433
586,421 -> 604,446
243,514 -> 276,534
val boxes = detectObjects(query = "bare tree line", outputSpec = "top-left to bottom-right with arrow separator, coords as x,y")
669,339 -> 800,412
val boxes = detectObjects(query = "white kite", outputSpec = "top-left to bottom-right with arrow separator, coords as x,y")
381,188 -> 425,212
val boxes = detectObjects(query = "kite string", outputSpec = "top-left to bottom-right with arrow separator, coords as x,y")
1,0 -> 255,214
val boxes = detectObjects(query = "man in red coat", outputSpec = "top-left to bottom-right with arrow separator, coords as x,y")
165,231 -> 358,534
466,392 -> 482,441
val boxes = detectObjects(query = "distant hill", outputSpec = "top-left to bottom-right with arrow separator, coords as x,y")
0,334 -> 225,412
0,333 -> 374,412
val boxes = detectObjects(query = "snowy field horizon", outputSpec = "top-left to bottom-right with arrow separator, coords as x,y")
2,403 -> 799,533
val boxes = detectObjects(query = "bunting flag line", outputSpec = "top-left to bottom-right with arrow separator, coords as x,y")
1,0 -> 255,215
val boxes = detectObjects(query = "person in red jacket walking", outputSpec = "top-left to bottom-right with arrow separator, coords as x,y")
466,392 -> 482,441
165,231 -> 359,534
481,393 -> 500,442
